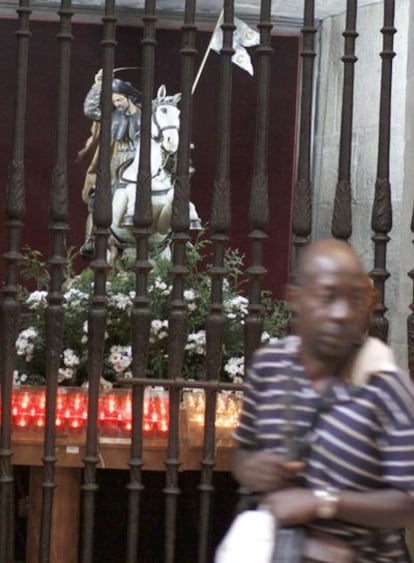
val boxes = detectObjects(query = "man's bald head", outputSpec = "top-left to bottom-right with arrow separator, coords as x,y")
288,239 -> 375,367
296,239 -> 365,286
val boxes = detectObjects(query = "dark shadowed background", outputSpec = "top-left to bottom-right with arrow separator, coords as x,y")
0,18 -> 299,298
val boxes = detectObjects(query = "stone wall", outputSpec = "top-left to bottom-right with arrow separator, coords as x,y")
311,0 -> 413,370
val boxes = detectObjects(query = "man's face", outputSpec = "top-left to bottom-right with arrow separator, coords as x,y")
292,260 -> 370,363
112,93 -> 129,112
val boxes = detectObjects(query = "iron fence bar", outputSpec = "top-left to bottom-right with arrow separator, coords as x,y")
291,0 -> 316,269
80,1 -> 116,562
408,209 -> 414,380
198,1 -> 235,561
163,388 -> 181,563
331,0 -> 358,240
126,0 -> 157,560
39,1 -> 73,561
162,1 -> 198,562
0,2 -> 31,562
167,0 -> 196,384
126,384 -> 145,563
244,0 -> 272,366
369,0 -> 395,342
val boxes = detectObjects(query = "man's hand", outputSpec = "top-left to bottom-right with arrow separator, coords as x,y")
94,68 -> 103,85
262,488 -> 316,526
232,449 -> 305,493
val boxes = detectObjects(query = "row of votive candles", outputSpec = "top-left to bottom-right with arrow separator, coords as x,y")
8,387 -> 169,436
184,391 -> 242,429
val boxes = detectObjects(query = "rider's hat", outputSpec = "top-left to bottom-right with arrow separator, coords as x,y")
112,78 -> 142,104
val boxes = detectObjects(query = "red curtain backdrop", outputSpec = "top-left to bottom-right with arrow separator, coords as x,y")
0,18 -> 299,298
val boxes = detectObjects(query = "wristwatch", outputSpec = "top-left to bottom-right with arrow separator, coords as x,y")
313,487 -> 340,519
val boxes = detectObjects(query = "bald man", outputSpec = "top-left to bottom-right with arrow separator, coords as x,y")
230,239 -> 414,562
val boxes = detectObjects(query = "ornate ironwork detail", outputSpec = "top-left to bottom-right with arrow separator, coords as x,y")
6,160 -> 25,219
50,165 -> 68,222
249,172 -> 269,230
291,0 -> 316,269
331,0 -> 358,241
371,177 -> 392,232
408,295 -> 414,381
407,200 -> 414,380
244,0 -> 272,367
80,2 -> 116,562
292,178 -> 312,237
369,1 -> 395,343
211,179 -> 231,232
0,2 -> 31,560
332,179 -> 352,240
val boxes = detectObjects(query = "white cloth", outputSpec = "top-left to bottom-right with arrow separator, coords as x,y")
215,507 -> 276,563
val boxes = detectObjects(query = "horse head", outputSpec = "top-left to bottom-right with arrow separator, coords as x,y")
152,84 -> 181,153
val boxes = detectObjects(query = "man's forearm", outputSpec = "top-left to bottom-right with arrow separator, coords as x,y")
231,447 -> 305,493
337,488 -> 414,528
231,448 -> 257,490
84,84 -> 102,121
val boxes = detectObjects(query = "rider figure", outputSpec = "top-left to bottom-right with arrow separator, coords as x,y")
78,69 -> 142,256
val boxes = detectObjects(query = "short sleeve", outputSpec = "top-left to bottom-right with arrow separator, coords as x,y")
232,359 -> 260,448
373,371 -> 414,492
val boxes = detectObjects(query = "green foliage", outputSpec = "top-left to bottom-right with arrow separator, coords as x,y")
15,238 -> 291,388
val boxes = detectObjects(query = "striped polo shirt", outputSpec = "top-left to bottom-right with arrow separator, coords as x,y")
234,336 -> 414,562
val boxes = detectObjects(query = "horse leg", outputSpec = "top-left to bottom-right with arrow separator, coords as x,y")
148,232 -> 172,262
189,201 -> 202,230
122,183 -> 136,227
154,192 -> 174,235
110,188 -> 137,262
80,188 -> 96,257
154,198 -> 202,234
107,234 -> 119,265
112,188 -> 128,229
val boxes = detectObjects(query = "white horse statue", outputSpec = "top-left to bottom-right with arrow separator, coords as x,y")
109,85 -> 201,261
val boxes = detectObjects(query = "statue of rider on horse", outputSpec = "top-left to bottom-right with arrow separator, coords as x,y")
78,70 -> 201,261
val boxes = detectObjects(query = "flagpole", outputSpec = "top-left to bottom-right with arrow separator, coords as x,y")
192,9 -> 223,95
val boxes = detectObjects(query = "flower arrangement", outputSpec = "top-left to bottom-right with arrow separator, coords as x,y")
14,237 -> 290,388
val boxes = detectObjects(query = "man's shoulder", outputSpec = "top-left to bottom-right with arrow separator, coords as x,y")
252,335 -> 299,363
351,336 -> 400,386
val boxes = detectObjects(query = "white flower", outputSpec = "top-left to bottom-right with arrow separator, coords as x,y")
26,290 -> 48,309
108,345 -> 132,374
18,327 -> 38,340
58,367 -> 74,383
184,289 -> 197,311
16,327 -> 38,361
81,321 -> 88,344
224,356 -> 244,381
13,370 -> 27,385
154,277 -> 167,291
185,330 -> 206,355
150,319 -> 169,343
109,293 -> 132,311
224,295 -> 249,319
63,288 -> 89,309
184,289 -> 196,301
62,348 -> 80,368
261,331 -> 270,344
150,277 -> 172,296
